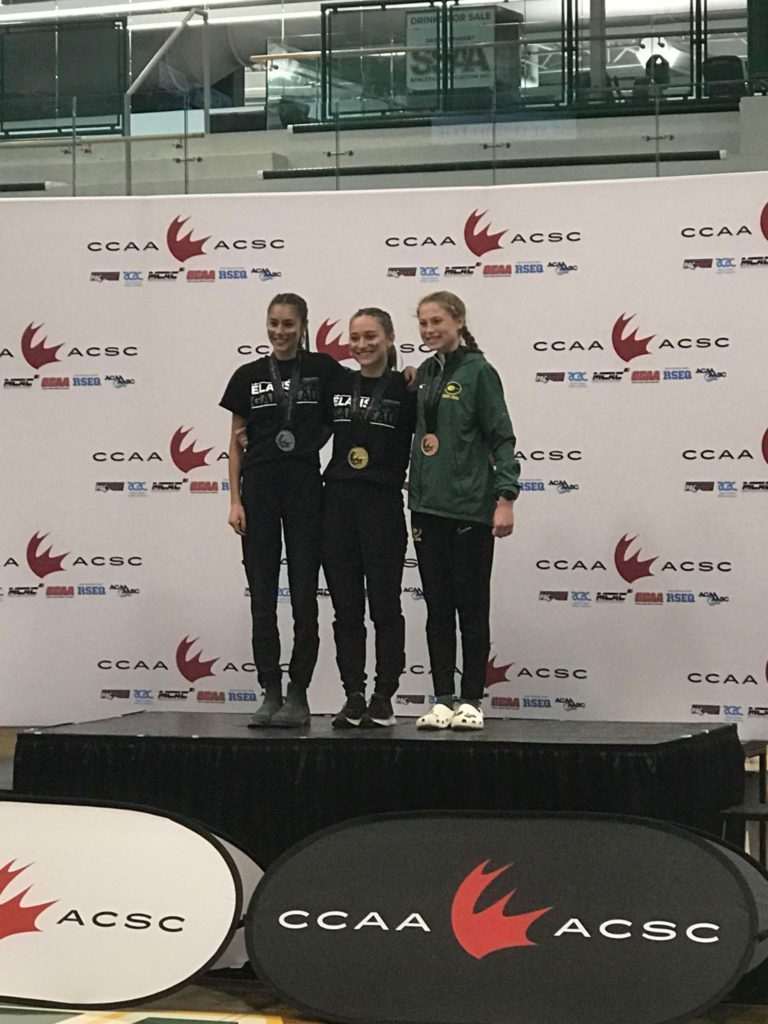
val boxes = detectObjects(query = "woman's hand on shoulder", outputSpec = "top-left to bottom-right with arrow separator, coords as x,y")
402,365 -> 419,391
492,497 -> 515,539
228,501 -> 246,536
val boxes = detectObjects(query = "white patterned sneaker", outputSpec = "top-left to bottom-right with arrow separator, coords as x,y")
416,703 -> 455,730
451,703 -> 484,731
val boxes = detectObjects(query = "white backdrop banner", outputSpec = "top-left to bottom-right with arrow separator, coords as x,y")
1,174 -> 767,735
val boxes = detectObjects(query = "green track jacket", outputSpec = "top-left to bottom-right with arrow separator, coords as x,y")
408,350 -> 520,525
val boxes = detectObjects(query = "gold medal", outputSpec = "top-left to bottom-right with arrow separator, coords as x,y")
421,433 -> 440,456
348,446 -> 369,470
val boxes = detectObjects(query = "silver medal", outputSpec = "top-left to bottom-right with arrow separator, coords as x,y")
275,429 -> 296,452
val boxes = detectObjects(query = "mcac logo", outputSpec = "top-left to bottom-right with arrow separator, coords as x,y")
0,862 -> 56,943
87,215 -> 285,260
385,211 -> 581,256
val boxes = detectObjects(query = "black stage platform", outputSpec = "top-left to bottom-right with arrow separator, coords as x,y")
13,713 -> 743,866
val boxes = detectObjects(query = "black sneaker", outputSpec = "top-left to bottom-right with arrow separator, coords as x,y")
361,693 -> 396,728
332,692 -> 367,729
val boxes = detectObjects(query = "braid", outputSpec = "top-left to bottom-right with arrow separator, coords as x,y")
418,291 -> 482,353
460,325 -> 483,354
269,292 -> 309,350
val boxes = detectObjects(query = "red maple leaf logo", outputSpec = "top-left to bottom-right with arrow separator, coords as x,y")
21,323 -> 62,370
485,655 -> 513,689
464,210 -> 506,258
316,319 -> 352,363
0,862 -> 56,943
170,426 -> 213,473
166,216 -> 209,263
451,861 -> 551,960
611,313 -> 655,363
762,427 -> 768,465
176,636 -> 218,683
760,202 -> 768,242
26,532 -> 68,579
614,534 -> 657,583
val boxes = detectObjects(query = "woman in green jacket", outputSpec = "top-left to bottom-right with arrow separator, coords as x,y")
409,291 -> 520,731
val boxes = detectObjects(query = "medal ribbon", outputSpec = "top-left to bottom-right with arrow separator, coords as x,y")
350,371 -> 391,446
420,347 -> 466,435
268,353 -> 301,431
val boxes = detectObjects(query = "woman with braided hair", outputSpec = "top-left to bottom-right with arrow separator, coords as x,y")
220,293 -> 345,728
408,291 -> 520,732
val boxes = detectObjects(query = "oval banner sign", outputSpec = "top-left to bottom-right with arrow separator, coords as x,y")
246,812 -> 762,1024
0,798 -> 241,1007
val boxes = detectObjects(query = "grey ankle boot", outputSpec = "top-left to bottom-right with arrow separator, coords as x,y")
270,683 -> 310,728
248,690 -> 284,728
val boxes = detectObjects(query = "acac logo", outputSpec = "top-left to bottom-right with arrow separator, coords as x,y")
760,202 -> 768,242
166,216 -> 209,262
464,211 -> 507,258
21,323 -> 62,370
170,426 -> 213,473
176,636 -> 218,683
316,320 -> 352,363
0,861 -> 56,943
614,535 -> 657,583
451,861 -> 551,959
27,532 -> 68,578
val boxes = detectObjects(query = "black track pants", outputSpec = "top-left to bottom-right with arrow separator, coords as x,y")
411,511 -> 494,702
322,481 -> 407,697
240,460 -> 322,692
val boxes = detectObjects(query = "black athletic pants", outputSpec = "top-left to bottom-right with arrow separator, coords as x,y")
322,481 -> 407,698
240,460 -> 322,693
411,511 -> 494,702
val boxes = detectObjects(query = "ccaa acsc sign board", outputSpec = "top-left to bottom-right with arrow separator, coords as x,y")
0,798 -> 245,1007
246,812 -> 768,1024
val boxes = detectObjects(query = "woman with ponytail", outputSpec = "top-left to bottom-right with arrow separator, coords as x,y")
322,308 -> 416,728
220,293 -> 345,728
409,291 -> 520,732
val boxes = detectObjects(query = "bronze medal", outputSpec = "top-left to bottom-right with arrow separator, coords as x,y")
421,433 -> 440,456
348,446 -> 369,470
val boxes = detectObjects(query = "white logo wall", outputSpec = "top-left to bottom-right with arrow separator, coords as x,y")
0,176 -> 766,733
